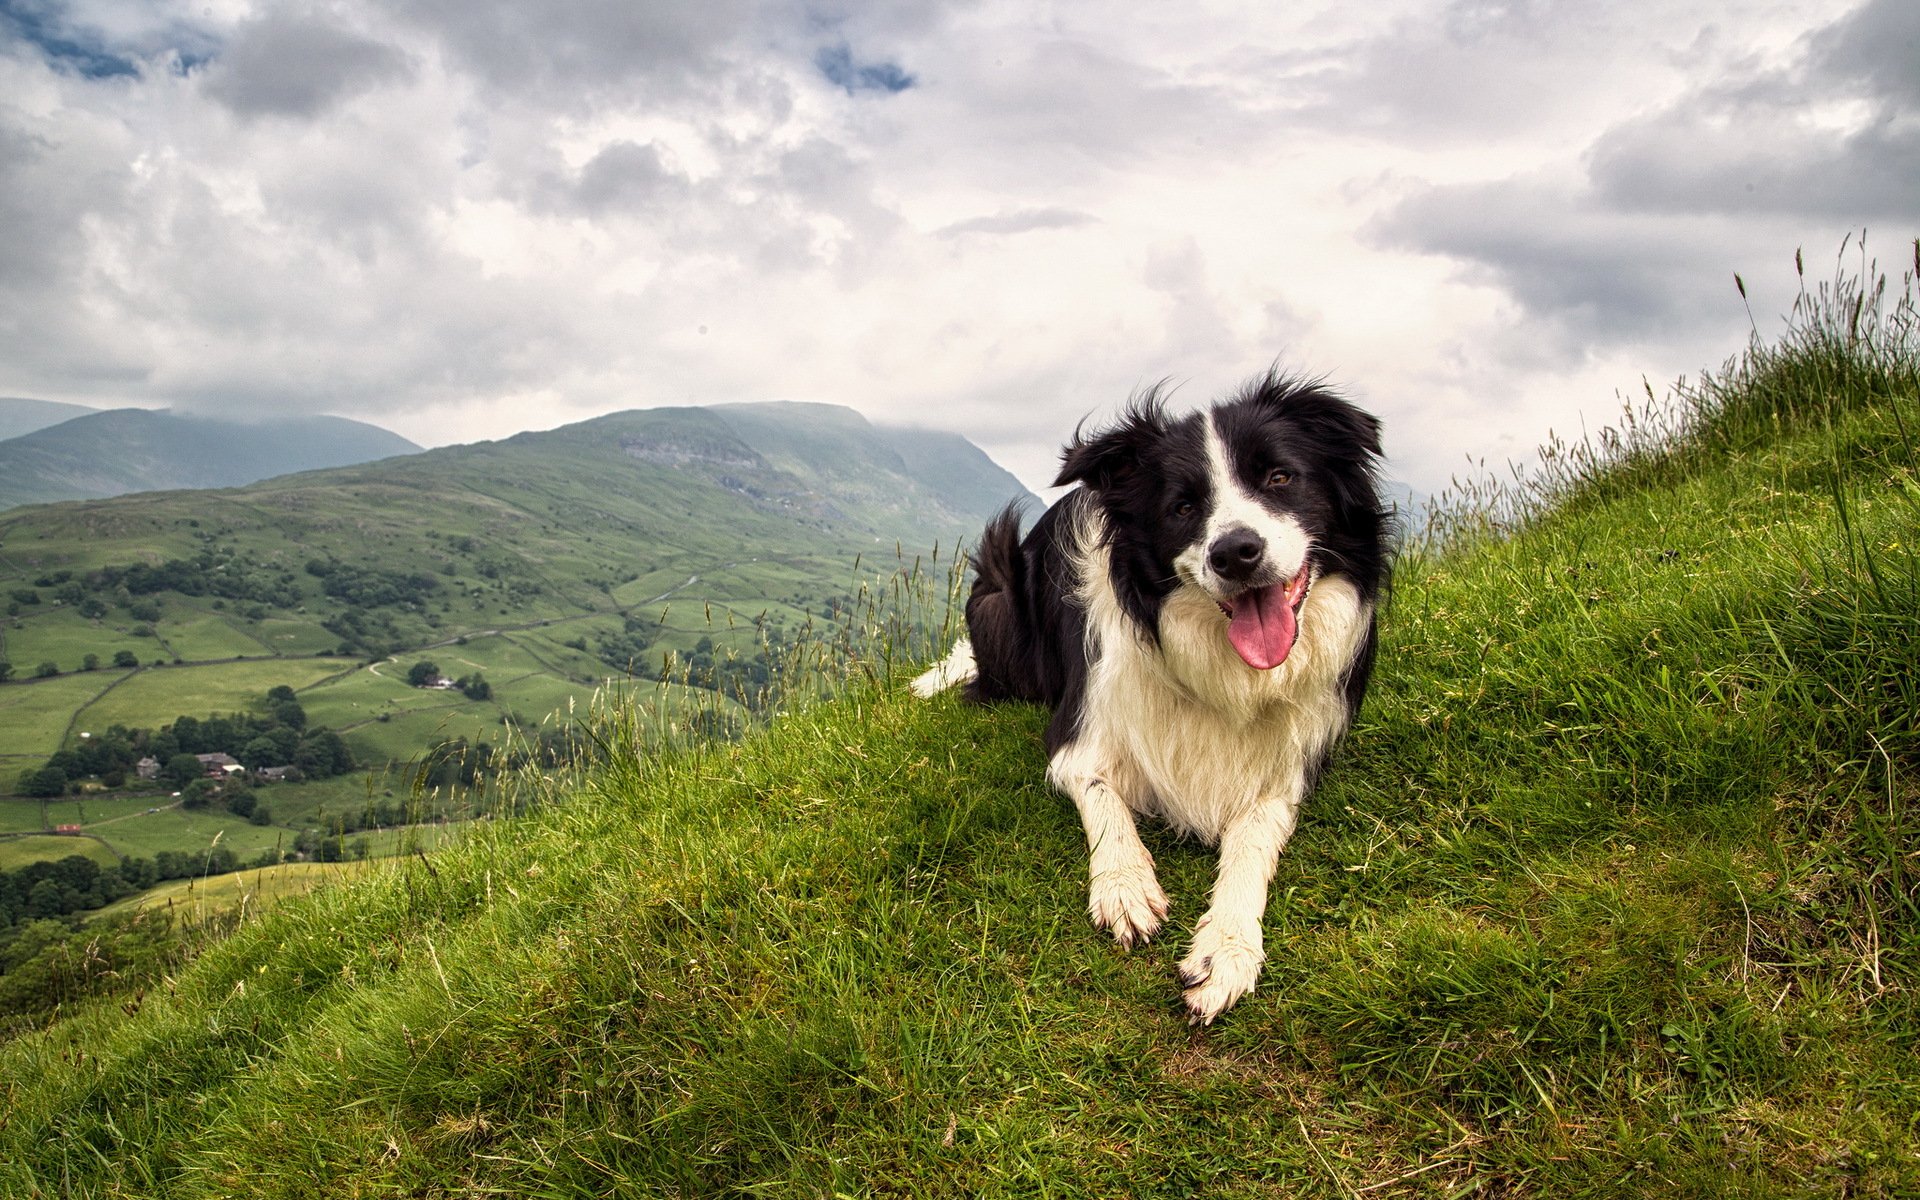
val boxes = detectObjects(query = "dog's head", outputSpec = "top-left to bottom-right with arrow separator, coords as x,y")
1055,373 -> 1388,669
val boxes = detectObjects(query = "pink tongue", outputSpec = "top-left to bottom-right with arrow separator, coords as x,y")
1226,582 -> 1297,670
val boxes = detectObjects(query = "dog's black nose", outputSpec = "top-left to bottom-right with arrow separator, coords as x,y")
1208,527 -> 1265,581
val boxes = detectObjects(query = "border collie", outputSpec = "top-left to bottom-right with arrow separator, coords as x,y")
913,373 -> 1390,1023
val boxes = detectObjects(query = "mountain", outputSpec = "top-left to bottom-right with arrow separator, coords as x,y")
0,397 -> 97,442
0,409 -> 422,510
0,401 -> 1034,774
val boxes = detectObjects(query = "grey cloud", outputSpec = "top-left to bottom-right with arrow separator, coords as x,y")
1374,0 -> 1916,360
1810,0 -> 1920,105
1377,180 -> 1749,347
384,0 -> 756,103
201,9 -> 411,118
569,140 -> 682,214
1582,0 -> 1920,222
0,111 -> 151,386
937,208 -> 1096,237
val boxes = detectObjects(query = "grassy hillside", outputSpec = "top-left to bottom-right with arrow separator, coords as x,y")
0,248 -> 1914,1197
0,409 -> 421,510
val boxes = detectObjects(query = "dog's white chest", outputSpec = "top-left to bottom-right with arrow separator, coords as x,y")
1079,575 -> 1370,844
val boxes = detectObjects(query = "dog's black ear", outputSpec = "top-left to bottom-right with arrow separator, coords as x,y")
1249,374 -> 1383,461
1054,392 -> 1169,490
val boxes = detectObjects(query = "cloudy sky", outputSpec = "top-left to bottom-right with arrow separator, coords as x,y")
1,0 -> 1913,496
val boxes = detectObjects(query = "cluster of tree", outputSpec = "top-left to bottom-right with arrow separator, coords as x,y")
179,776 -> 273,825
321,607 -> 410,658
0,911 -> 194,1032
15,685 -> 353,797
23,550 -> 307,612
0,850 -> 246,927
592,614 -> 661,678
305,560 -> 441,609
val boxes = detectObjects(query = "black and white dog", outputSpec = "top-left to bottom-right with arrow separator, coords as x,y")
913,373 -> 1390,1023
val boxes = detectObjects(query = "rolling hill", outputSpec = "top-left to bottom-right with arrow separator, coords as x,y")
0,409 -> 421,510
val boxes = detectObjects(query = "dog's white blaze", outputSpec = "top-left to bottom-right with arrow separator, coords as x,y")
1171,414 -> 1312,599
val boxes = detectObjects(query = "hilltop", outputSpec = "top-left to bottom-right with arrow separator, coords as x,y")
0,408 -> 422,511
0,398 -> 97,443
1,250 -> 1914,1196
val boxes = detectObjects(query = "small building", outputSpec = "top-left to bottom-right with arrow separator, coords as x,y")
195,752 -> 245,778
256,765 -> 296,783
135,757 -> 161,781
54,824 -> 83,835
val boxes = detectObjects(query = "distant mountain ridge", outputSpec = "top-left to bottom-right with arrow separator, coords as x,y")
0,397 -> 98,442
0,409 -> 422,511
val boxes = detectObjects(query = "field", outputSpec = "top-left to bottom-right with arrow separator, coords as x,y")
1,249 -> 1912,1196
0,669 -> 128,768
0,833 -> 119,872
69,657 -> 356,734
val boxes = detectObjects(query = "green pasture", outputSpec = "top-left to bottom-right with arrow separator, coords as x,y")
248,616 -> 342,656
0,833 -> 120,871
71,657 -> 355,734
0,607 -> 154,675
85,805 -> 295,865
153,605 -> 277,661
0,670 -> 129,762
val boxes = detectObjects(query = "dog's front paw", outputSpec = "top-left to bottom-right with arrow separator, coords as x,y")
1177,917 -> 1264,1024
1086,860 -> 1170,950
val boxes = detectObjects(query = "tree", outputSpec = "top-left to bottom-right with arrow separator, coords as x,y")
164,754 -> 204,788
25,878 -> 68,919
0,661 -> 12,682
112,650 -> 139,668
19,767 -> 67,798
34,661 -> 59,678
407,660 -> 441,687
82,653 -> 100,671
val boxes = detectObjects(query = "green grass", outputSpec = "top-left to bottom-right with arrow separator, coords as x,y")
68,657 -> 356,735
0,670 -> 127,764
149,604 -> 276,661
81,805 -> 295,865
0,245 -> 1914,1196
0,834 -> 120,872
0,606 -> 153,675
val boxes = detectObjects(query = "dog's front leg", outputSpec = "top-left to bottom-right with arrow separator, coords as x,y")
1179,795 -> 1302,1024
1047,741 -> 1169,949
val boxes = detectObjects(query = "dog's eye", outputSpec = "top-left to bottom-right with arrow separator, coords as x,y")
1264,468 -> 1292,489
1172,499 -> 1196,518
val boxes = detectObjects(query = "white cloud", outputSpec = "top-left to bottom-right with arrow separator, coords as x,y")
0,0 -> 1903,501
